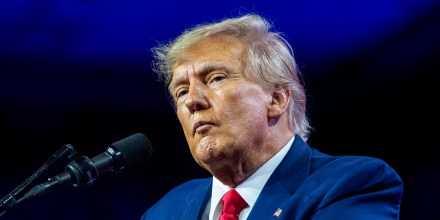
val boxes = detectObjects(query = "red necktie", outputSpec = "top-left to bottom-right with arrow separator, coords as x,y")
219,189 -> 248,220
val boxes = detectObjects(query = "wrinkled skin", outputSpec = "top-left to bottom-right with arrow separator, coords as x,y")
169,35 -> 294,187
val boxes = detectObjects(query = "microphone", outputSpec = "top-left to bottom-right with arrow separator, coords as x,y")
0,144 -> 77,215
23,133 -> 153,199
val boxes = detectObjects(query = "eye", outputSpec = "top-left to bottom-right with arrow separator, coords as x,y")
207,74 -> 226,84
175,87 -> 188,100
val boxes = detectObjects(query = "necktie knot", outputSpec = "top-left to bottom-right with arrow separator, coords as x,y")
219,189 -> 248,220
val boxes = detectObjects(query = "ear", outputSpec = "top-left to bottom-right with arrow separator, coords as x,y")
268,87 -> 291,119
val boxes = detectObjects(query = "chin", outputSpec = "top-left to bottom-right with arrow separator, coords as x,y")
197,150 -> 229,170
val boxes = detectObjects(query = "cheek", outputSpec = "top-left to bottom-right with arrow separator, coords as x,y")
176,108 -> 192,139
177,109 -> 200,158
220,88 -> 269,134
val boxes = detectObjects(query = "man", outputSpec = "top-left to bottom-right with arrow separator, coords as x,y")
142,14 -> 403,219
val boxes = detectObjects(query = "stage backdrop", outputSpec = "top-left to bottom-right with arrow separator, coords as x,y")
1,1 -> 439,220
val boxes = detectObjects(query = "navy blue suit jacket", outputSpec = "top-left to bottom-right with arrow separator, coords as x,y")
142,135 -> 403,219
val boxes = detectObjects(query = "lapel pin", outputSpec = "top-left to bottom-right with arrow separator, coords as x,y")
273,208 -> 282,217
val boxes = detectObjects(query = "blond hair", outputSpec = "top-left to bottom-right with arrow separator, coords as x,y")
151,14 -> 312,141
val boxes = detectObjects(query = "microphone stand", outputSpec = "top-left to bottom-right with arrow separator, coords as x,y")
0,144 -> 77,217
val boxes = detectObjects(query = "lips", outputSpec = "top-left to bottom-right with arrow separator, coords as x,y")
193,120 -> 213,135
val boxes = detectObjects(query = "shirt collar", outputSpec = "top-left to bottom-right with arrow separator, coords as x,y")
209,135 -> 295,219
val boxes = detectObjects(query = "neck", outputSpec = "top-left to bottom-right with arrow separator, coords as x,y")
214,119 -> 294,188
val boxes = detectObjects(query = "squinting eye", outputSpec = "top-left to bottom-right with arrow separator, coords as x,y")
209,75 -> 226,84
175,89 -> 188,99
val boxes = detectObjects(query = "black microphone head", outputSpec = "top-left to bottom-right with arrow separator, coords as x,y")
110,133 -> 153,170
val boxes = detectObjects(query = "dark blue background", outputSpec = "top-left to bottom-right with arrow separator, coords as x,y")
1,1 -> 439,219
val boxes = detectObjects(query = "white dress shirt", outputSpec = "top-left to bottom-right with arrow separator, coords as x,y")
201,135 -> 295,220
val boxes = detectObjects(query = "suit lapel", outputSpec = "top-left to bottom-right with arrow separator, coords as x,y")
181,179 -> 212,220
248,135 -> 312,219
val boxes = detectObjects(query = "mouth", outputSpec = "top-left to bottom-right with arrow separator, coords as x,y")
193,121 -> 213,135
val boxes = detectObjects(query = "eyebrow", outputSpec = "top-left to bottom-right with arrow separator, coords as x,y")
168,75 -> 186,93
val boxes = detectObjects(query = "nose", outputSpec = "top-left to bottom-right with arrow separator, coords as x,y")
184,79 -> 210,112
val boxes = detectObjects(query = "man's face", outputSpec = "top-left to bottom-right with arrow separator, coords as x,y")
170,36 -> 272,176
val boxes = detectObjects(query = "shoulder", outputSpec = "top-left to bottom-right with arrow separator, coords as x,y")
310,152 -> 402,186
151,177 -> 211,206
287,152 -> 403,219
141,178 -> 212,220
304,153 -> 403,217
291,136 -> 401,183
